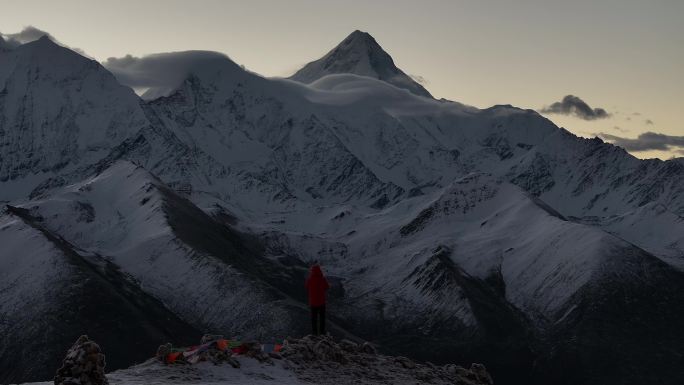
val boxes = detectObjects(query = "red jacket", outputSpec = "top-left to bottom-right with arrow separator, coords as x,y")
305,265 -> 330,307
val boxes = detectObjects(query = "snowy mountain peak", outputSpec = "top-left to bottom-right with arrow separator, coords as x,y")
290,30 -> 432,98
0,38 -> 148,199
21,33 -> 60,51
343,29 -> 378,48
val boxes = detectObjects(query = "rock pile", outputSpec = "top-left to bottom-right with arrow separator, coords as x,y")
279,335 -> 494,385
54,335 -> 108,385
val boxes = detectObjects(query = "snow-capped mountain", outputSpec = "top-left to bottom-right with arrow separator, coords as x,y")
0,36 -> 147,200
2,160 -> 331,382
290,30 -> 432,98
24,161 -> 325,338
141,49 -> 684,270
259,173 -> 684,384
2,31 -> 684,385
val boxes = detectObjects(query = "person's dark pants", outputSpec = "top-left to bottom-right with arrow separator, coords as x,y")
311,305 -> 326,335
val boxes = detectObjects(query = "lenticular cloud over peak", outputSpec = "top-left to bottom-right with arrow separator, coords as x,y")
103,50 -> 239,95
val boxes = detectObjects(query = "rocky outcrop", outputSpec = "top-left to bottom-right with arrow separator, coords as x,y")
280,335 -> 494,385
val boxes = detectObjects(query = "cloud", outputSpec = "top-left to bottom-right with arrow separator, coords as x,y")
103,51 -> 235,92
0,26 -> 54,48
598,131 -> 684,152
539,95 -> 610,120
613,126 -> 629,133
645,119 -> 654,125
0,26 -> 86,55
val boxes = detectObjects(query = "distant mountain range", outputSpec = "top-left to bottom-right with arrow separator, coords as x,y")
1,30 -> 683,385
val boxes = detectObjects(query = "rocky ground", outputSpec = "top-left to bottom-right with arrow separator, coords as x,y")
21,335 -> 493,385
279,335 -> 493,385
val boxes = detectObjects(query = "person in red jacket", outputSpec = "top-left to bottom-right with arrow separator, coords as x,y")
305,263 -> 330,335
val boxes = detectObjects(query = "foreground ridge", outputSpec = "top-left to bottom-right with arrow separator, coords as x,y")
27,335 -> 494,385
279,334 -> 493,385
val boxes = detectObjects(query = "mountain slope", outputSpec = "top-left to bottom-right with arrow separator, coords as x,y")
256,174 -> 684,384
536,244 -> 684,385
142,57 -> 405,212
148,54 -> 684,255
0,204 -> 201,384
22,161 -> 324,341
290,30 -> 432,98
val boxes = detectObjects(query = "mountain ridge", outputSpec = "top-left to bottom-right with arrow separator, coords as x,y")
1,31 -> 683,385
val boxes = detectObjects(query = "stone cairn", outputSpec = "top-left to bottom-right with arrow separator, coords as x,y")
54,335 -> 108,385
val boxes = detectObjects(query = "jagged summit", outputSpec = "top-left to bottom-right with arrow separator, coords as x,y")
290,30 -> 432,98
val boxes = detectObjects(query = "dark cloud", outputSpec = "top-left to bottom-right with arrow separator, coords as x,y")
598,132 -> 684,152
645,119 -> 654,125
103,51 -> 236,95
613,126 -> 629,133
539,95 -> 611,120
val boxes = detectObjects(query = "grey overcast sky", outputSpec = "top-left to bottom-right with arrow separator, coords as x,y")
1,0 -> 682,159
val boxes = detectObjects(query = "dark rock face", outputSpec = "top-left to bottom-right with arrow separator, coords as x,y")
510,153 -> 555,197
54,335 -> 108,385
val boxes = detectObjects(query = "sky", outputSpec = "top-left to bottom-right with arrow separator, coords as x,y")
1,0 -> 682,159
